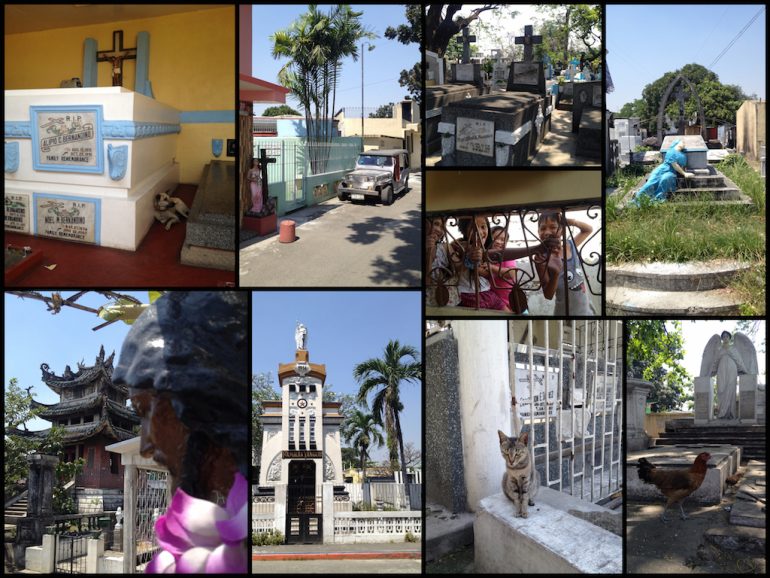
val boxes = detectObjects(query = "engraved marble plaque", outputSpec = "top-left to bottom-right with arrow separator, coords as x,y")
5,192 -> 30,233
455,63 -> 475,82
694,392 -> 710,418
456,117 -> 494,157
31,106 -> 104,173
35,195 -> 99,244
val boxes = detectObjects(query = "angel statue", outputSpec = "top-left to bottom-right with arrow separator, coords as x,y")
699,331 -> 758,420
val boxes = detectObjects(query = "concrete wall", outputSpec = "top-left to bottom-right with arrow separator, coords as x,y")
736,100 -> 766,164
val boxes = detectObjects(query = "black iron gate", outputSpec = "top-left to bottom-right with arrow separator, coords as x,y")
286,483 -> 322,544
53,534 -> 88,574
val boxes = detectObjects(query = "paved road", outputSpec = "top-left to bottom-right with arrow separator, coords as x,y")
240,173 -> 422,287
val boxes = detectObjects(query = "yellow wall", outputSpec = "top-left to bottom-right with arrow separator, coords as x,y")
5,7 -> 235,184
426,171 -> 602,212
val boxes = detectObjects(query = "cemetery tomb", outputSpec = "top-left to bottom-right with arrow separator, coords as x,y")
438,26 -> 552,167
5,87 -> 180,250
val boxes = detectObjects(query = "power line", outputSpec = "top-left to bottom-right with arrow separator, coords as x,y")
708,6 -> 764,70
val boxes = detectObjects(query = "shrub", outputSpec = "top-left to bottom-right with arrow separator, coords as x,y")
252,529 -> 284,546
405,531 -> 419,543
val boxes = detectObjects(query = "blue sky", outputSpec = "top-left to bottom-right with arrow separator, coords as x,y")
251,291 -> 422,463
4,291 -> 146,431
607,5 -> 766,112
251,4 -> 419,115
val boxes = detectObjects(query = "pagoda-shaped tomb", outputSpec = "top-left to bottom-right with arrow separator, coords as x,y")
257,323 -> 349,544
33,345 -> 139,510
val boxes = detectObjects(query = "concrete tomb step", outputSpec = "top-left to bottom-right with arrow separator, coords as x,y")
475,488 -> 621,573
729,460 -> 766,529
425,502 -> 474,563
606,285 -> 743,316
607,260 -> 750,292
626,445 -> 741,505
180,160 -> 235,271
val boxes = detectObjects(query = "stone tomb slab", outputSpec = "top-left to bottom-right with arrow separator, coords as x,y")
661,134 -> 708,170
475,489 -> 621,573
440,92 -> 545,166
626,445 -> 740,505
425,83 -> 482,154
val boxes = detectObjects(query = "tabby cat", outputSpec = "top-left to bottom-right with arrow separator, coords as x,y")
498,430 -> 540,518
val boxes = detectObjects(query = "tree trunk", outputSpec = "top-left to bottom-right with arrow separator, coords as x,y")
393,409 -> 410,509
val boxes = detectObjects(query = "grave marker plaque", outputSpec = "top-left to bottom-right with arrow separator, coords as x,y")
456,117 -> 495,157
5,192 -> 30,233
30,105 -> 104,174
34,194 -> 100,244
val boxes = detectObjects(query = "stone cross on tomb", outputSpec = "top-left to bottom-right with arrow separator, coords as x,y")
461,26 -> 476,64
97,30 -> 137,87
515,25 -> 542,62
258,147 -> 277,206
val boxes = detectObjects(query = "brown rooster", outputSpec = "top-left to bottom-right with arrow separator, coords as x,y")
636,452 -> 711,522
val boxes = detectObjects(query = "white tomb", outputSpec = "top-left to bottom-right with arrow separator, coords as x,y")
5,87 -> 180,250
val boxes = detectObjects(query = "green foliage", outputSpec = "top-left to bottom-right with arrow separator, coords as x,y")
354,341 -> 420,480
252,373 -> 279,466
5,379 -> 45,499
341,409 -> 384,483
718,154 -> 766,211
535,4 -> 602,64
626,321 -> 691,411
405,531 -> 419,543
369,103 -> 394,119
619,63 -> 749,133
52,458 -> 85,514
384,4 -> 422,103
252,529 -> 285,546
262,105 -> 302,117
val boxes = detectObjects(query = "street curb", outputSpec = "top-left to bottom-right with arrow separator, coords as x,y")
252,552 -> 422,561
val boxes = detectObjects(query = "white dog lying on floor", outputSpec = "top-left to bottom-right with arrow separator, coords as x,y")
153,191 -> 190,230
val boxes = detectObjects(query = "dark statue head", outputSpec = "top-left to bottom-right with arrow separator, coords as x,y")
721,330 -> 732,341
113,291 -> 248,503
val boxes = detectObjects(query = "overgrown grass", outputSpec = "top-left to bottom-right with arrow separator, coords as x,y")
719,154 -> 766,210
607,156 -> 766,314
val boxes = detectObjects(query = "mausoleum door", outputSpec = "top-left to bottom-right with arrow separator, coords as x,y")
286,460 -> 322,544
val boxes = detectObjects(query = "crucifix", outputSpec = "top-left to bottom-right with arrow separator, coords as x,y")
258,148 -> 277,211
515,25 -> 543,62
97,30 -> 137,87
460,26 -> 476,64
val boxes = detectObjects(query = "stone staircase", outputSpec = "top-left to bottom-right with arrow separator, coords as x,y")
667,166 -> 752,205
5,492 -> 28,519
606,260 -> 747,315
653,423 -> 766,461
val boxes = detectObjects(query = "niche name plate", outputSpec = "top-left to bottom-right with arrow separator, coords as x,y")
282,450 -> 322,459
456,117 -> 494,157
5,192 -> 31,234
31,105 -> 104,174
34,194 -> 100,244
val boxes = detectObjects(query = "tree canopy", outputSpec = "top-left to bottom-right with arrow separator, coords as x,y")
262,105 -> 302,117
627,321 -> 691,412
617,63 -> 748,134
384,4 -> 422,102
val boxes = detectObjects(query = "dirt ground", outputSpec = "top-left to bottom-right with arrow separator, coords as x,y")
627,487 -> 765,574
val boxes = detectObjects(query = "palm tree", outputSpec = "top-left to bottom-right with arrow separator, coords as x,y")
341,409 -> 384,485
271,5 -> 375,174
354,340 -> 421,504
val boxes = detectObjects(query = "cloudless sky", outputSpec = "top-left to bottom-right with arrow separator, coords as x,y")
251,291 -> 422,463
607,4 -> 766,112
4,291 -> 146,431
672,320 -> 765,409
251,4 -> 419,115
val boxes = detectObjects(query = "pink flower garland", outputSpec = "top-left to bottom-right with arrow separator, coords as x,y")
146,472 -> 248,574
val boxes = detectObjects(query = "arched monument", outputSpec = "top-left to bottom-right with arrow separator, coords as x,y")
656,74 -> 707,144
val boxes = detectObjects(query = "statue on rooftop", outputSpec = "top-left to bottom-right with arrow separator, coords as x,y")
295,322 -> 308,351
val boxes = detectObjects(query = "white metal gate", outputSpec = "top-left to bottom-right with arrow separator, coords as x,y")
509,320 -> 623,504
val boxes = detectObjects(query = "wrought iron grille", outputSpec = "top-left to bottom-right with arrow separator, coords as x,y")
134,469 -> 169,569
426,204 -> 602,316
510,320 -> 623,504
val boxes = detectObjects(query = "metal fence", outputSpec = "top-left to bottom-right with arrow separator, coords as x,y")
53,533 -> 88,574
343,483 -> 422,511
509,320 -> 623,504
254,137 -> 362,214
426,204 -> 602,316
134,470 -> 169,569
